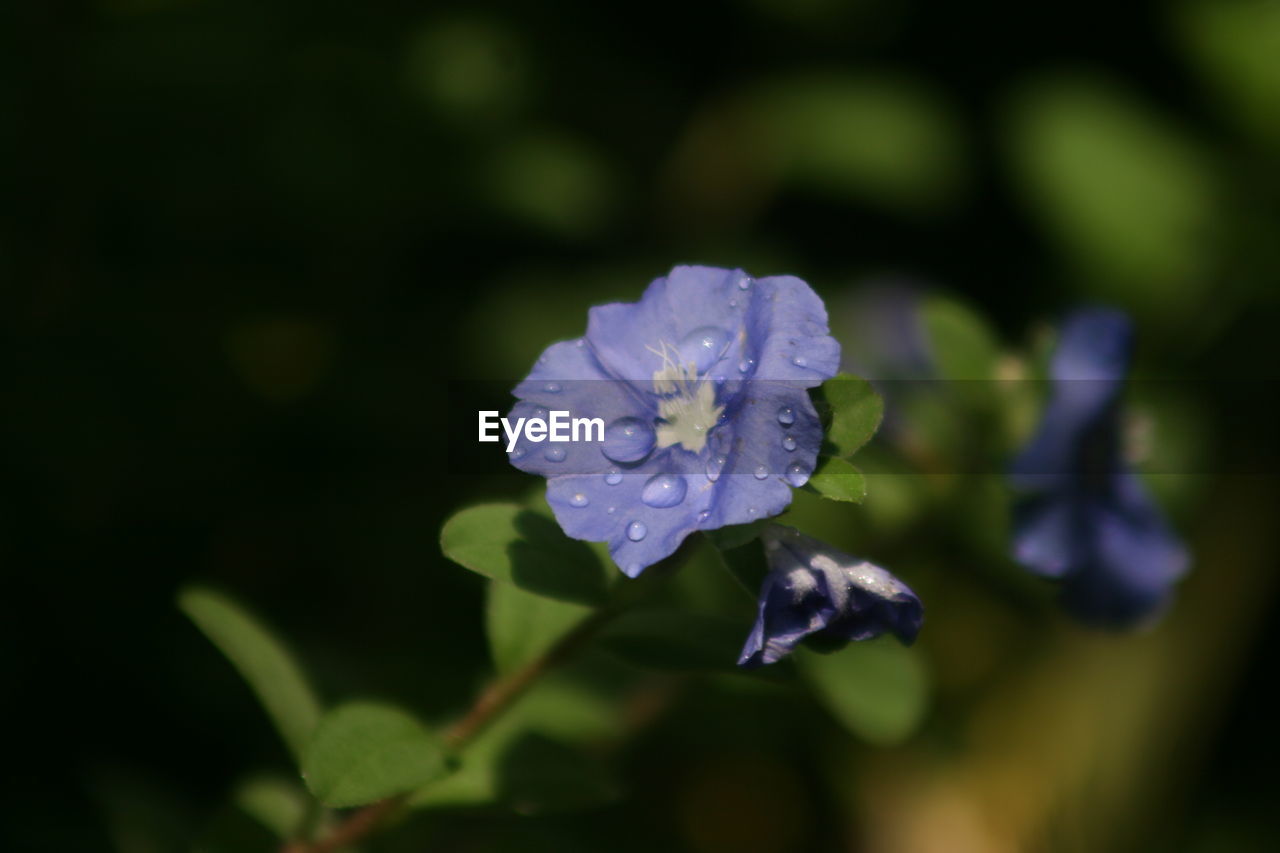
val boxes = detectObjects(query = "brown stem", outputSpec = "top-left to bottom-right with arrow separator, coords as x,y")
442,606 -> 618,749
281,795 -> 403,853
280,606 -> 620,853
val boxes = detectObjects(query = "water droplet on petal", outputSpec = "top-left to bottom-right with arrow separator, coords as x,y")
680,326 -> 731,373
641,473 -> 686,508
627,521 -> 647,541
603,417 -> 655,463
544,446 -> 566,462
792,355 -> 808,368
604,468 -> 622,486
777,406 -> 795,426
737,275 -> 751,291
698,510 -> 710,521
747,506 -> 758,517
753,465 -> 769,480
544,382 -> 562,393
737,358 -> 754,374
785,462 -> 810,487
729,298 -> 738,308
607,506 -> 616,514
782,436 -> 797,452
575,338 -> 586,348
509,446 -> 526,460
705,454 -> 726,482
569,492 -> 589,507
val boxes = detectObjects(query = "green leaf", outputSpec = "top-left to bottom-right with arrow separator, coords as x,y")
919,295 -> 1000,381
803,456 -> 867,503
441,503 -> 609,605
302,703 -> 451,808
1177,0 -> 1280,147
233,775 -> 315,841
486,579 -> 594,674
816,374 -> 883,458
1006,76 -> 1217,314
178,587 -> 322,762
796,637 -> 929,745
758,73 -> 965,213
597,608 -> 747,671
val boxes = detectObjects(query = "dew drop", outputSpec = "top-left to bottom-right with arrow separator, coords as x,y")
737,275 -> 751,291
544,382 -> 562,393
627,521 -> 647,541
603,417 -> 656,463
782,436 -> 797,452
792,355 -> 808,368
569,492 -> 589,507
777,406 -> 795,426
747,506 -> 759,517
607,506 -> 616,514
705,454 -> 726,483
604,468 -> 622,486
509,446 -> 526,460
729,298 -> 738,308
641,473 -> 686,508
680,326 -> 731,373
785,462 -> 810,487
575,338 -> 586,348
544,446 -> 566,462
753,465 -> 769,480
737,358 -> 754,374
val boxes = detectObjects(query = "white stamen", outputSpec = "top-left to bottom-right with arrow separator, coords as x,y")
646,339 -> 724,453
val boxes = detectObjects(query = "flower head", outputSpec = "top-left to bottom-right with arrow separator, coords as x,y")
738,525 -> 923,668
1009,308 -> 1190,627
507,266 -> 840,576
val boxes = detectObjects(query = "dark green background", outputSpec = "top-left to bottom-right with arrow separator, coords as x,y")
5,1 -> 1279,850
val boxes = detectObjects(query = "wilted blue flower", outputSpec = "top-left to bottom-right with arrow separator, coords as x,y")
1009,308 -> 1189,627
738,525 -> 923,668
507,266 -> 840,576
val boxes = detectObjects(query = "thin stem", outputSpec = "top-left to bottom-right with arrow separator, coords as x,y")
441,606 -> 619,749
282,797 -> 403,853
280,602 -> 625,853
281,539 -> 701,853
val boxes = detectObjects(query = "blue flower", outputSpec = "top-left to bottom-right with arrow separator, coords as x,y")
507,266 -> 841,576
1009,308 -> 1190,627
738,525 -> 922,668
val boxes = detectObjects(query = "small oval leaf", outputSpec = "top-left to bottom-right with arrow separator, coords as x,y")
442,503 -> 609,605
804,456 -> 867,503
178,587 -> 322,762
816,374 -> 884,458
302,703 -> 451,808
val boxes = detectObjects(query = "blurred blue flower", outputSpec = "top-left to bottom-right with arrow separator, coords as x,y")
1009,308 -> 1190,627
508,266 -> 840,576
738,525 -> 923,668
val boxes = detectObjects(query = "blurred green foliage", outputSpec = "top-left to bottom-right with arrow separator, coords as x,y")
6,0 -> 1280,851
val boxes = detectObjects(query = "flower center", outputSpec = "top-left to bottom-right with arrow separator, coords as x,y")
647,340 -> 724,454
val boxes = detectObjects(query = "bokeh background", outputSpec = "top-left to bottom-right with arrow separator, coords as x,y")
5,0 -> 1280,850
